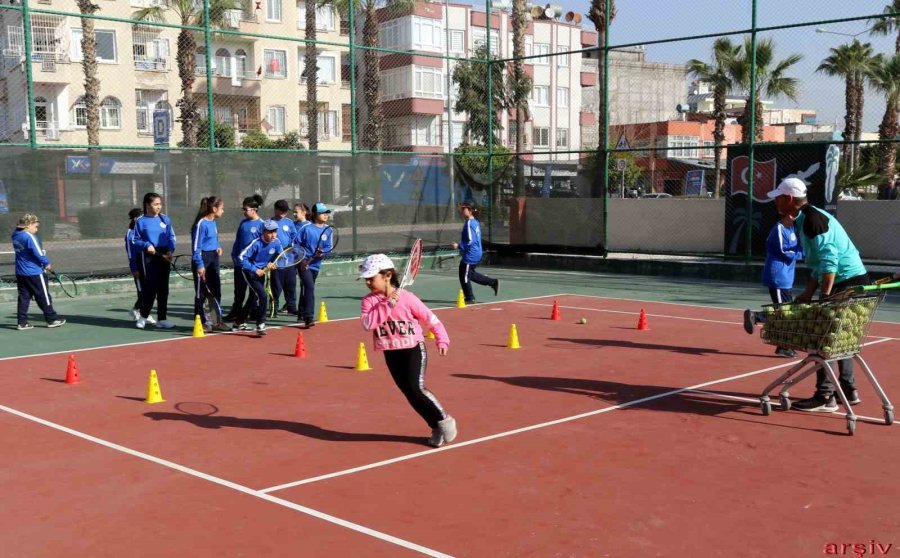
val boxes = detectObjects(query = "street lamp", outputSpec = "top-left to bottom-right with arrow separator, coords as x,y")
814,26 -> 874,39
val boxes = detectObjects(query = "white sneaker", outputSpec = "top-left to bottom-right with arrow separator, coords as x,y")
136,317 -> 147,329
131,309 -> 141,321
438,416 -> 457,444
145,315 -> 157,325
156,320 -> 176,329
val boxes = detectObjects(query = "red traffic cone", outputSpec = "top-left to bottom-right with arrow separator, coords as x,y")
65,354 -> 80,384
550,300 -> 561,321
294,332 -> 307,358
637,309 -> 649,331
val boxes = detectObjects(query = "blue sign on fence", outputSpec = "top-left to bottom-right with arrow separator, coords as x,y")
153,110 -> 170,146
684,169 -> 706,196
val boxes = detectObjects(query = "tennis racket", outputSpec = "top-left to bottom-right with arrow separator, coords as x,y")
47,270 -> 77,298
299,225 -> 339,268
199,277 -> 225,329
264,268 -> 277,319
432,251 -> 458,273
170,254 -> 193,280
398,238 -> 423,290
273,244 -> 306,270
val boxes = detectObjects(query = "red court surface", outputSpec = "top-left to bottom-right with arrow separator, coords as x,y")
2,294 -> 898,557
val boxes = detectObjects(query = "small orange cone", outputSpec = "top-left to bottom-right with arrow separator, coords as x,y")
294,332 -> 307,358
637,309 -> 649,330
65,354 -> 80,384
550,300 -> 561,321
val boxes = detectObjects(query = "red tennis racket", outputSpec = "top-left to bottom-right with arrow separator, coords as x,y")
399,238 -> 423,290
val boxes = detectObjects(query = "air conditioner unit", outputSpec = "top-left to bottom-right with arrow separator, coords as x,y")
226,9 -> 242,28
41,58 -> 56,72
45,127 -> 59,140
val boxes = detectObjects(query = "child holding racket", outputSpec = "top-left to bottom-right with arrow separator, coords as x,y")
270,199 -> 298,317
226,194 -> 263,321
125,208 -> 143,321
358,253 -> 456,447
191,196 -> 225,331
451,201 -> 498,304
289,202 -> 312,313
11,214 -> 65,330
132,192 -> 176,330
236,220 -> 283,336
296,202 -> 334,329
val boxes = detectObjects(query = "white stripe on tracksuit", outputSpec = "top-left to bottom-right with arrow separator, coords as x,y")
416,343 -> 445,417
38,273 -> 52,306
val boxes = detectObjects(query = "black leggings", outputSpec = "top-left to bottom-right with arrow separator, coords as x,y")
192,251 -> 221,323
383,342 -> 447,428
140,253 -> 170,320
236,270 -> 267,326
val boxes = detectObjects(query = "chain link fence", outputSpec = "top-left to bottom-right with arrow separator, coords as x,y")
1,0 -> 898,278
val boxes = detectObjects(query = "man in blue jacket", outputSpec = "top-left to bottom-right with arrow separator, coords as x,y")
11,214 -> 65,330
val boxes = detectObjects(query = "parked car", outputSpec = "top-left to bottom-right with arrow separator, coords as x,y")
838,189 -> 862,201
640,192 -> 673,199
329,196 -> 376,214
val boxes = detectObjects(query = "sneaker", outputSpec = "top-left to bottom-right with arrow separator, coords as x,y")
464,299 -> 477,305
156,320 -> 176,329
145,315 -> 157,325
203,322 -> 213,333
304,318 -> 315,329
131,309 -> 141,321
792,394 -> 838,412
256,323 -> 267,336
47,319 -> 66,328
136,317 -> 147,329
438,416 -> 457,444
774,347 -> 798,358
17,323 -> 34,331
492,280 -> 499,296
839,389 -> 861,406
743,309 -> 756,335
427,428 -> 445,448
231,323 -> 251,332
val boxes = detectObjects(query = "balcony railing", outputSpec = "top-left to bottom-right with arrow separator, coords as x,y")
135,56 -> 168,72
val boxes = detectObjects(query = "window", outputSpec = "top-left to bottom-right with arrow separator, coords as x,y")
507,122 -> 517,148
136,90 -> 169,132
31,15 -> 63,57
472,28 -> 499,55
264,49 -> 286,78
299,52 -> 336,83
413,66 -> 443,99
412,16 -> 443,51
235,49 -> 248,78
533,43 -> 550,65
556,87 -> 569,108
449,30 -> 464,53
215,48 -> 231,77
34,97 -> 50,127
556,128 -> 569,148
533,86 -> 549,107
266,0 -> 282,21
669,135 -> 699,158
300,110 -> 338,139
413,116 -> 440,146
71,28 -> 117,62
447,121 -> 464,150
72,97 -> 87,127
132,26 -> 169,71
380,19 -> 403,50
556,46 -> 569,67
298,4 -> 335,31
100,97 -> 121,129
267,105 -> 286,134
533,127 -> 549,148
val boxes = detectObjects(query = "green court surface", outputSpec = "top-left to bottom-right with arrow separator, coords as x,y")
2,266 -> 898,360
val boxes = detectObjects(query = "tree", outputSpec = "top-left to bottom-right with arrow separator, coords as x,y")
453,143 -> 513,209
511,0 -> 528,196
75,0 -> 102,206
870,0 -> 900,54
728,37 -> 802,144
868,53 -> 900,188
817,40 -> 876,171
133,0 -> 241,148
587,0 -> 615,197
583,142 -> 641,196
304,0 -> 319,150
687,38 -> 741,198
196,118 -> 236,148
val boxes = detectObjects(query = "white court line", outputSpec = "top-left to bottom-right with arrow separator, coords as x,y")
261,337 -> 895,493
686,389 -> 896,426
0,403 -> 453,558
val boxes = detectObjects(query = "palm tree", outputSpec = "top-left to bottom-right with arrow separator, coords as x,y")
868,53 -> 900,187
817,40 -> 876,171
687,38 -> 741,198
728,37 -> 802,144
587,0 -> 615,197
75,0 -> 102,206
304,0 -> 319,150
133,0 -> 241,148
870,0 -> 900,54
511,0 -> 527,196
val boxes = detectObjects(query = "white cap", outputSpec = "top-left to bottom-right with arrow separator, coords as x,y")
767,177 -> 807,199
358,254 -> 395,279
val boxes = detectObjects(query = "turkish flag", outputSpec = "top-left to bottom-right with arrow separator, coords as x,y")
730,155 -> 778,202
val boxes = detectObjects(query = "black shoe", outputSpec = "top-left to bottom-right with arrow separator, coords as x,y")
492,280 -> 499,296
792,394 -> 838,412
304,318 -> 315,329
774,347 -> 798,358
838,389 -> 861,406
743,309 -> 756,335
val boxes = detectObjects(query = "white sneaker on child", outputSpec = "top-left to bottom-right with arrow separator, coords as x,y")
131,309 -> 141,321
136,317 -> 147,329
438,416 -> 457,443
145,315 -> 157,325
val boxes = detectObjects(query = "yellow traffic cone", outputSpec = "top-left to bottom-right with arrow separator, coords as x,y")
145,369 -> 165,404
317,301 -> 329,323
426,329 -> 436,340
456,290 -> 466,308
192,315 -> 205,338
507,323 -> 521,349
355,342 -> 371,371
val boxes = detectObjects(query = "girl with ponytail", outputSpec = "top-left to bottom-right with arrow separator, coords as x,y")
191,196 -> 225,330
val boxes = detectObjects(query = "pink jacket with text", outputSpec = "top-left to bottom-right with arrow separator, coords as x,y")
360,290 -> 450,352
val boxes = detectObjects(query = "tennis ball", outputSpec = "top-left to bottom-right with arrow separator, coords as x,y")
579,317 -> 588,324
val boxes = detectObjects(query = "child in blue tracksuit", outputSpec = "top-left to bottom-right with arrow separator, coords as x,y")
292,202 -> 311,313
236,219 -> 283,336
125,208 -> 143,321
11,213 -> 65,330
296,202 -> 334,328
191,196 -> 225,329
451,201 -> 498,304
227,194 -> 263,321
270,199 -> 297,317
743,215 -> 804,357
132,192 -> 177,329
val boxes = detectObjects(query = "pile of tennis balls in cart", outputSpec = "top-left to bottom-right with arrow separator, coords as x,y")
760,299 -> 877,357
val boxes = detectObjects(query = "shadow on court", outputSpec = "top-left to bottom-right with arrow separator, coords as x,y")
546,337 -> 766,358
143,411 -> 424,444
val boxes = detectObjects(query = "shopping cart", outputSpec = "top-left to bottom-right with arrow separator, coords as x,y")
758,279 -> 899,435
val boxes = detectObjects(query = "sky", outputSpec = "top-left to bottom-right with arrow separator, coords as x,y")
486,0 -> 896,132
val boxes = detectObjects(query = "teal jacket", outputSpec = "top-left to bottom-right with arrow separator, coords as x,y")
794,205 -> 866,285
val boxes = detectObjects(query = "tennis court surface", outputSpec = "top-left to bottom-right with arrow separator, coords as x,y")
2,270 -> 899,557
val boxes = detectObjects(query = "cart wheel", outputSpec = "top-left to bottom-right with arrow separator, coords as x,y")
779,395 -> 791,411
847,419 -> 856,436
885,410 -> 894,426
761,401 -> 771,416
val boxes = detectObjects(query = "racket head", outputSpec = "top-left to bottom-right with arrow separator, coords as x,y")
317,225 -> 339,259
274,245 -> 305,269
174,402 -> 219,416
201,284 -> 224,327
399,239 -> 423,289
435,253 -> 458,272
51,272 -> 78,298
171,254 -> 193,280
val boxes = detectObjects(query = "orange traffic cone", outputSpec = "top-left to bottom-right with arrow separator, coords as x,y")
294,332 -> 307,358
637,309 -> 649,330
65,354 -> 80,384
550,300 -> 561,321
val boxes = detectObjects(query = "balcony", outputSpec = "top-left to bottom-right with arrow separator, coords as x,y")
135,56 -> 168,72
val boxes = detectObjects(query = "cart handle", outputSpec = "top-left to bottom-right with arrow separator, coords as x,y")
851,280 -> 900,294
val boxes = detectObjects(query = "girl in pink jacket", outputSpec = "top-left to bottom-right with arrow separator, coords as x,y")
359,253 -> 457,447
